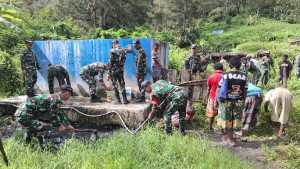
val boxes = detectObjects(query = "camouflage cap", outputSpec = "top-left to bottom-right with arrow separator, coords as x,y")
60,85 -> 73,92
133,39 -> 140,46
190,44 -> 198,49
112,39 -> 119,44
25,40 -> 33,44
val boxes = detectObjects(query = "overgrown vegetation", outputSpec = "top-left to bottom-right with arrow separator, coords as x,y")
0,127 -> 254,168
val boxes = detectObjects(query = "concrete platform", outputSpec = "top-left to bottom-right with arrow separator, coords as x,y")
0,95 -> 152,129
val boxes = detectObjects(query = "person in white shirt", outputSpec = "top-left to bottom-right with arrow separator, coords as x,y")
264,87 -> 293,138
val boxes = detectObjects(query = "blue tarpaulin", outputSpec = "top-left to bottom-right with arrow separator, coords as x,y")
32,38 -> 169,95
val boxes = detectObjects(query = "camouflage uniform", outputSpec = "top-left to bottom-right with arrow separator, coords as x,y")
14,93 -> 70,142
135,48 -> 147,91
79,62 -> 106,95
260,56 -> 274,85
184,54 -> 202,75
244,61 -> 261,85
108,47 -> 132,98
294,54 -> 300,80
151,80 -> 188,134
48,64 -> 71,94
21,49 -> 41,96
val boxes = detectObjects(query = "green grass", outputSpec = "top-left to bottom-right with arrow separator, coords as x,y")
0,127 -> 255,169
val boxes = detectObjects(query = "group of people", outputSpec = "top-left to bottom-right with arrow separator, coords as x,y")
205,56 -> 294,147
8,40 -> 296,148
241,51 -> 297,87
21,40 -> 166,103
14,39 -> 167,147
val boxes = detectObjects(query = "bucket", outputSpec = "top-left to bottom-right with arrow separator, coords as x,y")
125,87 -> 131,101
106,91 -> 114,102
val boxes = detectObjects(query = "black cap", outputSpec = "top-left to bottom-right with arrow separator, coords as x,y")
25,40 -> 33,44
60,85 -> 73,92
190,44 -> 198,49
112,39 -> 119,44
241,57 -> 247,61
133,39 -> 140,47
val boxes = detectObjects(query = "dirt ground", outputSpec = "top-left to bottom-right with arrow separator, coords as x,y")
186,130 -> 281,169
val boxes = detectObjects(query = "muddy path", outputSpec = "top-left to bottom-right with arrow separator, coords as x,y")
187,130 -> 280,169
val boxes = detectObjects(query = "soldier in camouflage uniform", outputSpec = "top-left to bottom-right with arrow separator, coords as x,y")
21,40 -> 42,98
14,85 -> 74,147
133,39 -> 148,103
142,80 -> 189,135
242,57 -> 261,85
107,39 -> 132,104
184,44 -> 205,76
79,62 -> 111,102
294,49 -> 300,80
260,51 -> 275,85
48,64 -> 71,94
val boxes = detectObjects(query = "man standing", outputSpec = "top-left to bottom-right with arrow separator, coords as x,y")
143,80 -> 189,135
206,63 -> 223,131
276,55 -> 293,87
133,39 -> 148,103
260,51 -> 275,85
79,62 -> 111,102
108,39 -> 132,104
220,56 -> 227,72
48,64 -> 71,94
264,87 -> 293,138
14,85 -> 75,147
151,43 -> 165,82
184,44 -> 204,75
21,40 -> 42,98
215,56 -> 248,147
242,57 -> 261,85
294,49 -> 300,80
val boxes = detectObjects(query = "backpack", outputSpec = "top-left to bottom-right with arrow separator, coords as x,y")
217,74 -> 228,103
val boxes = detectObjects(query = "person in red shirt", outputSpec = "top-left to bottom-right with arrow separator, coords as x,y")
206,63 -> 223,130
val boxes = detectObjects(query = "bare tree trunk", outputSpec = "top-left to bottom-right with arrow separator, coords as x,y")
99,7 -> 106,28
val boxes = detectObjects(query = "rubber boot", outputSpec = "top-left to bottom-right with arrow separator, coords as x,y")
135,92 -> 146,103
90,94 -> 102,103
122,93 -> 129,104
26,91 -> 31,98
37,136 -> 44,149
113,93 -> 121,104
25,136 -> 32,144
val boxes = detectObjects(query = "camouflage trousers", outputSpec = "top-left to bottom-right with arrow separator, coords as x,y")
25,71 -> 37,95
137,72 -> 147,92
259,70 -> 270,85
111,72 -> 126,97
80,73 -> 97,95
251,72 -> 261,85
14,103 -> 45,140
49,76 -> 70,94
163,90 -> 188,134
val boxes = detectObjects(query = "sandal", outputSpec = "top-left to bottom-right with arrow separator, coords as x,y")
222,139 -> 236,147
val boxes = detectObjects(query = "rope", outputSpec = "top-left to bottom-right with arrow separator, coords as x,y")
61,107 -> 149,134
0,102 -> 150,133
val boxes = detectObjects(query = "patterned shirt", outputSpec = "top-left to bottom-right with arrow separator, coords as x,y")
20,49 -> 41,71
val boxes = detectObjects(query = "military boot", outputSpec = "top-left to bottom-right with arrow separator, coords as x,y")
122,93 -> 129,104
135,92 -> 146,103
112,93 -> 121,104
90,94 -> 102,103
37,135 -> 44,149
